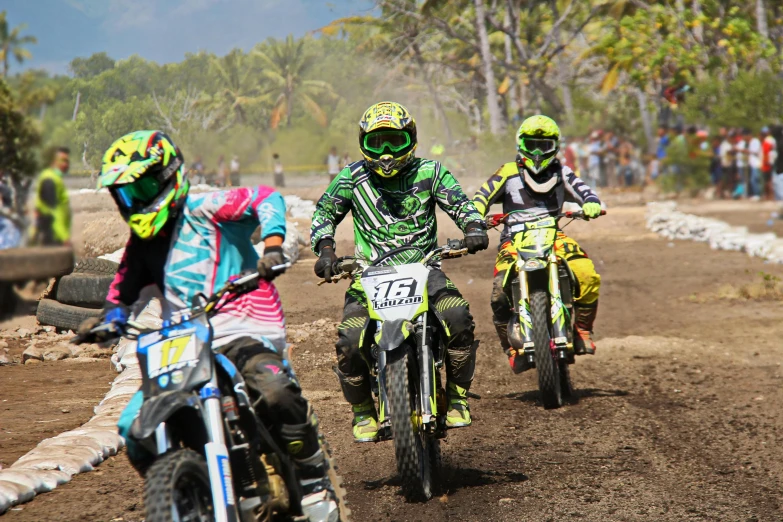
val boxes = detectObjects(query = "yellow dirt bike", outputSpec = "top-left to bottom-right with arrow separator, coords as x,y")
487,209 -> 604,409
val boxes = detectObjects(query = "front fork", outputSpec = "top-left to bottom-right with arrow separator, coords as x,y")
199,377 -> 240,522
516,254 -> 570,358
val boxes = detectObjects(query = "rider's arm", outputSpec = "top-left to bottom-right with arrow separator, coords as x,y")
310,165 -> 354,252
199,186 -> 287,242
432,162 -> 483,230
562,165 -> 601,205
104,235 -> 151,314
471,163 -> 517,217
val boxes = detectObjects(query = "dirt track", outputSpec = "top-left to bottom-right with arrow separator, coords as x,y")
3,198 -> 783,521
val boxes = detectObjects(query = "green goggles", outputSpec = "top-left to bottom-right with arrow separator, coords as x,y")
519,137 -> 557,155
114,175 -> 162,210
363,130 -> 412,155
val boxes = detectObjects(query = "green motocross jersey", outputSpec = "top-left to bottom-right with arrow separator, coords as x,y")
311,158 -> 483,262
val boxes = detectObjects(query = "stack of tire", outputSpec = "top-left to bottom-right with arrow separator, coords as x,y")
36,258 -> 118,332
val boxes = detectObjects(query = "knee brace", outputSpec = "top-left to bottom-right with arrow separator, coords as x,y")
446,340 -> 479,388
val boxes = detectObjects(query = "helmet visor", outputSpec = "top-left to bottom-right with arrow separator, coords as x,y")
114,176 -> 162,210
520,137 -> 557,156
363,130 -> 411,156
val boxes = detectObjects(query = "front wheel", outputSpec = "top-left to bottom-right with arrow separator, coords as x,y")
530,289 -> 563,409
143,449 -> 214,522
386,348 -> 435,501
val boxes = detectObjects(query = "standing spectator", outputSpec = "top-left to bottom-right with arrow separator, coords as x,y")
216,155 -> 227,187
273,153 -> 285,188
32,146 -> 72,246
587,131 -> 603,189
718,131 -> 736,199
734,129 -> 749,198
326,146 -> 340,182
341,152 -> 350,167
0,172 -> 13,210
617,139 -> 634,186
229,155 -> 241,187
190,156 -> 205,185
761,127 -> 777,200
603,131 -> 619,186
747,130 -> 763,200
772,125 -> 783,201
709,136 -> 722,189
656,126 -> 670,176
562,137 -> 578,173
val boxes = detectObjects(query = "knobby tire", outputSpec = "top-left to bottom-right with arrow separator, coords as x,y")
531,289 -> 563,409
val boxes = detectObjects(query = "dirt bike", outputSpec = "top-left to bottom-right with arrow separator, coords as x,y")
73,269 -> 349,522
487,209 -> 605,409
321,239 -> 472,501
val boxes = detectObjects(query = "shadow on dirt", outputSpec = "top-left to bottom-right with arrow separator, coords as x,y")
362,465 -> 529,498
503,387 -> 629,405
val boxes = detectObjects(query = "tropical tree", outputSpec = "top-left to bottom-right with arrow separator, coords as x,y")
254,35 -> 337,128
0,78 -> 40,183
205,49 -> 269,128
0,11 -> 37,77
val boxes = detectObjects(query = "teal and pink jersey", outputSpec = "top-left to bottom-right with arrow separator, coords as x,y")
105,186 -> 287,351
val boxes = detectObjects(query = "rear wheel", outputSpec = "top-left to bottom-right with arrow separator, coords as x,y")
386,348 -> 434,501
530,289 -> 563,409
143,449 -> 213,522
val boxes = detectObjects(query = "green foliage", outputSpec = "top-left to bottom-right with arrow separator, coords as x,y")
0,77 -> 40,180
0,11 -> 37,76
69,52 -> 115,79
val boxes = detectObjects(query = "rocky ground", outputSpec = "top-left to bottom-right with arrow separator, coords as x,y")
2,190 -> 783,521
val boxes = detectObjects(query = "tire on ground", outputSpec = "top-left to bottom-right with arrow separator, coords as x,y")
56,274 -> 114,308
0,247 -> 74,282
72,258 -> 119,276
36,299 -> 102,332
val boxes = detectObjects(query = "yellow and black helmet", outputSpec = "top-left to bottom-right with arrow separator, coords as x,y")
359,101 -> 417,178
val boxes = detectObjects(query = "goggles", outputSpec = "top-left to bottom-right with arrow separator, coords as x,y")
520,137 -> 557,155
363,130 -> 411,155
114,175 -> 162,210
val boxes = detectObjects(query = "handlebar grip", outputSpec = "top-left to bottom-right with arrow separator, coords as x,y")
600,210 -> 607,216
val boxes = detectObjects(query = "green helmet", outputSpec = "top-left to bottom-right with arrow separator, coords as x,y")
516,115 -> 561,176
99,130 -> 189,239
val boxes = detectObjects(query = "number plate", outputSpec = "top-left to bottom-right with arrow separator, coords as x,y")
146,334 -> 198,378
361,263 -> 430,322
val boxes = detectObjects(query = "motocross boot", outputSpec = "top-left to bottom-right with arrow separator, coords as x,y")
351,399 -> 379,442
574,302 -> 598,355
445,382 -> 471,428
495,321 -> 531,374
280,416 -> 340,522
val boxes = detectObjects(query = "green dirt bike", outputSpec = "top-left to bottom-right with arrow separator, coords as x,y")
487,209 -> 605,409
321,240 -> 472,501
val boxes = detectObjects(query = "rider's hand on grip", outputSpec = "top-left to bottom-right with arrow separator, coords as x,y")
314,243 -> 338,282
582,202 -> 602,219
257,246 -> 285,281
464,221 -> 489,254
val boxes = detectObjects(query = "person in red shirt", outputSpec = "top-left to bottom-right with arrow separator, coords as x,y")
761,127 -> 777,200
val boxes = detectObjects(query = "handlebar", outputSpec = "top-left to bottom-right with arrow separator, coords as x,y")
486,209 -> 606,228
71,261 -> 291,345
317,239 -> 468,286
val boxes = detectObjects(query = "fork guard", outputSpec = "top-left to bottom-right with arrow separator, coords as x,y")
374,318 -> 415,352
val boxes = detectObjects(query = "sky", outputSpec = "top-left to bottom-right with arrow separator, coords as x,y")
4,0 -> 375,75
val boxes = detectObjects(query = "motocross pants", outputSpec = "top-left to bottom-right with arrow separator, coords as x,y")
118,337 -> 321,475
334,268 -> 477,406
490,233 -> 601,349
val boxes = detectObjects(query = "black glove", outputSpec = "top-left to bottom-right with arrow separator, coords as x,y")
72,307 -> 127,344
314,240 -> 338,282
464,221 -> 489,254
258,246 -> 286,281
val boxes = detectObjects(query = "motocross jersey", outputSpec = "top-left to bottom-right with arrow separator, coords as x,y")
473,160 -> 600,244
105,187 -> 287,351
311,158 -> 483,261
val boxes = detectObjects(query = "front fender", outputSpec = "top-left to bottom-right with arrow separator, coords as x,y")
129,390 -> 203,442
375,318 -> 414,352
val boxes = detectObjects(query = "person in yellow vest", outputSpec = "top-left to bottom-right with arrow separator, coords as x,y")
33,146 -> 72,246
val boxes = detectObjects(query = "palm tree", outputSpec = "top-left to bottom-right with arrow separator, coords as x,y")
0,11 -> 37,77
254,35 -> 337,128
206,49 -> 270,128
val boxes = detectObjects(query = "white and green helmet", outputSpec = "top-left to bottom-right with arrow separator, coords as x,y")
516,115 -> 561,175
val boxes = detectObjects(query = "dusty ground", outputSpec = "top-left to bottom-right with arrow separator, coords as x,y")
3,191 -> 783,521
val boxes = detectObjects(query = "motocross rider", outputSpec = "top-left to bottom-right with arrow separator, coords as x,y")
472,115 -> 602,373
310,101 -> 489,442
77,131 -> 338,520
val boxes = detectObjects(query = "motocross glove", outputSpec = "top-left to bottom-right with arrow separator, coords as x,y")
257,246 -> 286,281
314,240 -> 338,282
73,306 -> 128,345
582,202 -> 602,219
464,221 -> 489,254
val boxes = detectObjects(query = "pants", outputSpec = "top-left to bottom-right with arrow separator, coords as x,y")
119,337 -> 319,472
334,269 -> 477,405
490,233 -> 601,330
749,167 -> 762,197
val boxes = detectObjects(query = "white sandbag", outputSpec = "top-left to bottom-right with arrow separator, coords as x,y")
7,469 -> 69,491
0,480 -> 34,505
0,470 -> 45,492
38,436 -> 105,461
9,455 -> 88,477
0,492 -> 10,514
101,383 -> 141,402
16,444 -> 100,469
